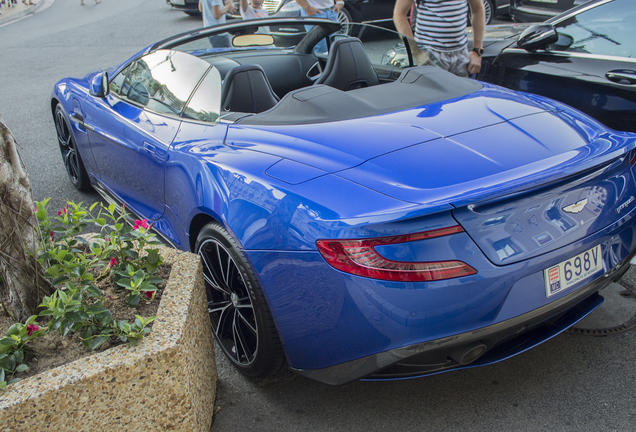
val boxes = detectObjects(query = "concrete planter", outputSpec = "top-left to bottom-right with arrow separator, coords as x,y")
0,247 -> 216,431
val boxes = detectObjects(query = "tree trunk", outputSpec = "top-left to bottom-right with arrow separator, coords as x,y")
0,113 -> 50,322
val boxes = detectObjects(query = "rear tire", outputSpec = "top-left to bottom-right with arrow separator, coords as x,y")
195,222 -> 285,378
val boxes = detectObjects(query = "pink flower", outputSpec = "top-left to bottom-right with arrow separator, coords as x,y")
26,323 -> 40,336
133,219 -> 149,230
33,205 -> 38,213
49,231 -> 54,242
57,206 -> 68,216
142,291 -> 153,300
108,257 -> 118,268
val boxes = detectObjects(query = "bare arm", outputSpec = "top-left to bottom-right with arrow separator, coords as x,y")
393,0 -> 415,39
212,0 -> 235,19
296,0 -> 318,16
296,0 -> 342,16
467,0 -> 485,75
239,0 -> 248,13
393,0 -> 433,66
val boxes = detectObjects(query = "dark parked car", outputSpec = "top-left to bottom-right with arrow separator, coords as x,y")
167,0 -> 200,16
478,0 -> 636,132
475,0 -> 510,24
510,0 -> 590,22
52,17 -> 636,384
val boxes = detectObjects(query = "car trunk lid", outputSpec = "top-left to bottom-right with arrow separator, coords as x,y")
335,110 -> 636,265
224,84 -> 547,174
452,154 -> 636,265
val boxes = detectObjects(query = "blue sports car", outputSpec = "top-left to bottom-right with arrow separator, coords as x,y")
52,18 -> 636,385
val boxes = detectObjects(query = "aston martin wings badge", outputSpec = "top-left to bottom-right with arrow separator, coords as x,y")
562,199 -> 588,214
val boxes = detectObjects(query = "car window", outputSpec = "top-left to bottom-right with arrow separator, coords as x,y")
170,24 -> 306,54
327,23 -> 409,68
109,65 -> 129,95
549,0 -> 636,58
118,50 -> 211,116
183,66 -> 222,123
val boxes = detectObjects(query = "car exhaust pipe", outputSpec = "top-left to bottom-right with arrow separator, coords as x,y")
449,343 -> 487,365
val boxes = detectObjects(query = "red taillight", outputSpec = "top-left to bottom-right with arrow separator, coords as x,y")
316,226 -> 476,282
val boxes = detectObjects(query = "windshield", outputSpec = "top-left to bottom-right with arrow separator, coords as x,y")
165,19 -> 438,72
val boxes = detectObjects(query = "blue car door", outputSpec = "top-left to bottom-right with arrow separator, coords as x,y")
83,50 -> 212,220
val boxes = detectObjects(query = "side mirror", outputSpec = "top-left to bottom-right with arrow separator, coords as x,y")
516,24 -> 558,51
89,71 -> 110,98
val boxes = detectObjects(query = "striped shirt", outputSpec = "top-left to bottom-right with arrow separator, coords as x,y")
414,0 -> 468,52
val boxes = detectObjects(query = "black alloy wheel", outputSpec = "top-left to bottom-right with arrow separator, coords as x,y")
195,222 -> 285,377
54,104 -> 91,191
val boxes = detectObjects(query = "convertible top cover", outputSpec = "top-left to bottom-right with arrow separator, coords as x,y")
238,67 -> 483,125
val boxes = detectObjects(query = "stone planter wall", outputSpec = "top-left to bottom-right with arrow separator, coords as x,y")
0,247 -> 216,431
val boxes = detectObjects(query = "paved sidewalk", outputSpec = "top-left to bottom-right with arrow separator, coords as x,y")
0,0 -> 41,25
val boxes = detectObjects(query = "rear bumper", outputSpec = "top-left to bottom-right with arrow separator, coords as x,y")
292,252 -> 633,385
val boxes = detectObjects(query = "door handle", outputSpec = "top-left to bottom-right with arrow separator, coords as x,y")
606,69 -> 636,85
69,113 -> 94,131
143,141 -> 156,154
69,113 -> 84,123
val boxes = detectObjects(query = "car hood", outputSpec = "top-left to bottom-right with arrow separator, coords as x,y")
226,85 -> 627,207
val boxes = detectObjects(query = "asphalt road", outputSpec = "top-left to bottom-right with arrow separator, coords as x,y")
1,2 -> 636,431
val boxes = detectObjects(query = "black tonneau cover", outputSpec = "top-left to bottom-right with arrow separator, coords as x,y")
237,66 -> 483,125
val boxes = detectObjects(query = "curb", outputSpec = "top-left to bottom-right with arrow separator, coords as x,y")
0,0 -> 46,25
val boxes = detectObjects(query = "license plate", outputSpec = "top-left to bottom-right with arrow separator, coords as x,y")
544,245 -> 603,297
170,0 -> 185,5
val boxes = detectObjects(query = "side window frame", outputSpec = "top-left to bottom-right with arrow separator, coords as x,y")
108,64 -> 132,96
182,65 -> 222,124
108,50 -> 215,119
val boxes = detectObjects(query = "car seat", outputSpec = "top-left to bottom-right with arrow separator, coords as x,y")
221,64 -> 280,113
314,37 -> 379,91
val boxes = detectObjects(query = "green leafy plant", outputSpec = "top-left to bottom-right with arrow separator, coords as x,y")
38,289 -> 112,338
92,203 -> 164,277
112,316 -> 156,346
32,199 -> 163,350
115,265 -> 162,307
0,316 -> 46,389
0,198 -> 164,389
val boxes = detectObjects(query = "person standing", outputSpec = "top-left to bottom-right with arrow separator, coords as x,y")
239,0 -> 267,19
200,0 -> 236,47
295,0 -> 343,21
393,0 -> 484,78
295,0 -> 343,53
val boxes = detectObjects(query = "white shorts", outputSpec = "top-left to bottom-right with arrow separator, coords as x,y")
421,46 -> 470,78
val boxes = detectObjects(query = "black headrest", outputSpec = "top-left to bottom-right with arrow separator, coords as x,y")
314,37 -> 379,91
221,64 -> 280,113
